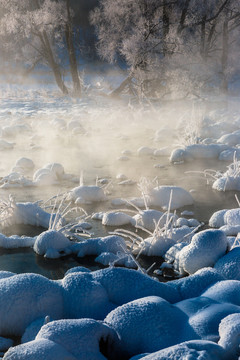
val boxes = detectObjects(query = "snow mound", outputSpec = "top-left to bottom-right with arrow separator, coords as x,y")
146,186 -> 194,210
0,273 -> 63,336
170,144 -> 227,163
0,201 -> 63,229
105,296 -> 195,358
177,229 -> 228,275
214,247 -> 240,280
102,212 -> 133,226
67,185 -> 106,204
132,209 -> 178,232
129,340 -> 226,360
33,230 -> 72,258
71,235 -> 127,258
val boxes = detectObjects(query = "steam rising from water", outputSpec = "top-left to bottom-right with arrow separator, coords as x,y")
0,75 -> 239,221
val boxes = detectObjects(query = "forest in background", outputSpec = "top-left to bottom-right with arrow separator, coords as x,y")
0,0 -> 240,99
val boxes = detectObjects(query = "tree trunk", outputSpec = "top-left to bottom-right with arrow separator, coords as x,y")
65,0 -> 81,96
34,0 -> 68,95
221,19 -> 229,93
42,31 -> 69,95
162,0 -> 170,55
200,16 -> 206,60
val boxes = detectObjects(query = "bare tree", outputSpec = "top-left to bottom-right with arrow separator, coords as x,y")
0,0 -> 81,96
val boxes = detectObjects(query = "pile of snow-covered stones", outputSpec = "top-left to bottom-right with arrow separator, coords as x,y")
1,265 -> 240,359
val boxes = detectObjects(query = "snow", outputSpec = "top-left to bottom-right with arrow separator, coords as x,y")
0,273 -> 63,336
3,79 -> 240,360
71,235 -> 127,259
170,144 -> 228,163
0,201 -> 63,229
102,211 -> 133,226
33,230 -> 72,258
129,340 -> 226,360
214,247 -> 240,280
67,185 -> 106,204
105,296 -> 196,358
146,186 -> 194,210
132,209 -> 177,232
176,229 -> 228,275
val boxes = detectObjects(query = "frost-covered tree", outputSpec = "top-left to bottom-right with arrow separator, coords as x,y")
91,0 -> 239,98
0,0 -> 81,96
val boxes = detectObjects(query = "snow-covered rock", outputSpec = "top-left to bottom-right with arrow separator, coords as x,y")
105,296 -> 196,358
102,212 -> 133,226
176,230 -> 228,275
33,230 -> 72,258
146,186 -> 194,210
67,185 -> 106,204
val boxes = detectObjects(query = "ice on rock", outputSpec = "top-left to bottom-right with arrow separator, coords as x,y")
102,211 -> 133,226
67,185 -> 106,204
33,230 -> 72,258
146,186 -> 194,210
177,230 -> 228,275
105,296 -> 196,358
214,247 -> 240,280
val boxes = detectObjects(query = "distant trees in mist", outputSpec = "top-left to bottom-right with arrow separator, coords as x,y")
0,0 -> 240,98
0,0 -> 93,96
91,0 -> 240,98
